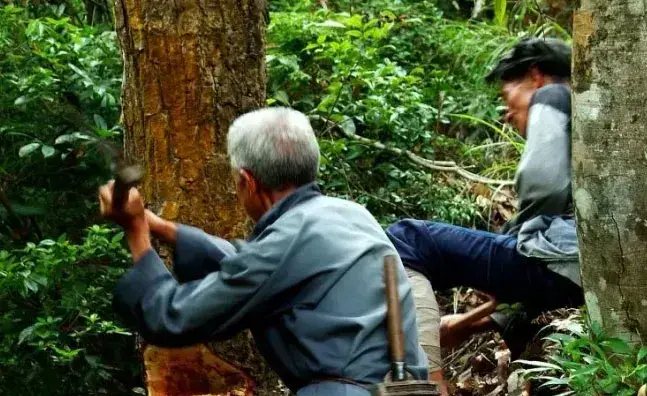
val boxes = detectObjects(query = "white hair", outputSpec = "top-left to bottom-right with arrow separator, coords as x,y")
227,107 -> 320,189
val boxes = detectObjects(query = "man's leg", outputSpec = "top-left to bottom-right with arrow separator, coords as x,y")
406,268 -> 448,395
387,219 -> 533,300
386,219 -> 583,355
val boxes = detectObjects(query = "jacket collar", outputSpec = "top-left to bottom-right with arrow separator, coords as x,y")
251,182 -> 322,239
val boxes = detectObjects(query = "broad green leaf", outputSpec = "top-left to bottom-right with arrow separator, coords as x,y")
19,143 -> 40,158
274,91 -> 290,105
68,63 -> 91,81
24,279 -> 39,293
345,15 -> 363,29
602,338 -> 632,355
638,346 -> 647,363
26,20 -> 44,38
55,134 -> 75,144
571,364 -> 599,378
340,118 -> 356,136
318,20 -> 346,28
14,95 -> 29,106
41,145 -> 55,158
18,324 -> 36,345
111,232 -> 124,243
94,114 -> 108,130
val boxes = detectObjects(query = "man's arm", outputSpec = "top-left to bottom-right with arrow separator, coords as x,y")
505,84 -> 571,232
146,210 -> 178,245
113,222 -> 289,347
145,210 -> 237,283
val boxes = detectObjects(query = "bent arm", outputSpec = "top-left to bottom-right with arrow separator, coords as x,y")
145,210 -> 237,282
505,85 -> 571,232
112,245 -> 275,347
113,223 -> 292,347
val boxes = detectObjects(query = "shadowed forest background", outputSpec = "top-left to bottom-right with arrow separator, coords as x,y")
5,1 -> 646,395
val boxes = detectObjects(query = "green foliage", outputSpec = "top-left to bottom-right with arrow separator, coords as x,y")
266,1 -> 510,225
0,226 -> 139,395
0,1 -> 574,394
0,5 -> 121,243
520,316 -> 647,395
264,0 -> 564,225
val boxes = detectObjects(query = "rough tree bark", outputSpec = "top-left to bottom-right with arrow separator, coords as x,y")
113,0 -> 282,394
572,1 -> 647,342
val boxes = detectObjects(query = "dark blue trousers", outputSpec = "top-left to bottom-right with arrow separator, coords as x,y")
386,220 -> 583,354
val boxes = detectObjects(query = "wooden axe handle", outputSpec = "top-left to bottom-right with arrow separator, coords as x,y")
384,255 -> 407,381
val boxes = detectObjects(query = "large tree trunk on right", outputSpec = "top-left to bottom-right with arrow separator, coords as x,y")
114,0 -> 283,394
572,1 -> 647,342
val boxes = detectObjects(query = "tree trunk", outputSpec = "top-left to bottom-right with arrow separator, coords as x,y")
572,1 -> 647,342
114,0 -> 282,394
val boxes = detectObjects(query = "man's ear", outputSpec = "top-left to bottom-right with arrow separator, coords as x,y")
528,66 -> 545,88
240,169 -> 258,194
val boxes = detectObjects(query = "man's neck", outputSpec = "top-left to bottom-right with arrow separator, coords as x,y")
267,186 -> 298,207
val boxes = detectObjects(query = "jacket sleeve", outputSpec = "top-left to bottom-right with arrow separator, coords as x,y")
173,225 -> 237,283
112,223 -> 293,347
504,85 -> 572,234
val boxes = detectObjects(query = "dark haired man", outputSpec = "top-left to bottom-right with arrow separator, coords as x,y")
386,38 -> 584,363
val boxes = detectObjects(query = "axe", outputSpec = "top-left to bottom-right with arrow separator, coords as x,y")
370,256 -> 440,396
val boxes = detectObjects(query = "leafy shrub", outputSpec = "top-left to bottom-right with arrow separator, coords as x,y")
519,315 -> 647,395
265,1 -> 527,225
0,5 -> 122,243
0,226 -> 140,395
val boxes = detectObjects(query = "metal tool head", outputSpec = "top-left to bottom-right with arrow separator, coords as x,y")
370,380 -> 441,396
112,164 -> 144,211
116,165 -> 144,186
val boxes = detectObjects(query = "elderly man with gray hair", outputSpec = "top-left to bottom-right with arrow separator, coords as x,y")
99,107 -> 428,395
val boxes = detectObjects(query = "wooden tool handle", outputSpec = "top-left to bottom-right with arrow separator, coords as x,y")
112,165 -> 143,212
384,255 -> 406,381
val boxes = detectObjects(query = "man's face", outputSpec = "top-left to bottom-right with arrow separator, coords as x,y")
501,76 -> 537,137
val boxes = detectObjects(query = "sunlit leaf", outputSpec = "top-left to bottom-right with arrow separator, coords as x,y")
19,143 -> 40,158
41,145 -> 55,158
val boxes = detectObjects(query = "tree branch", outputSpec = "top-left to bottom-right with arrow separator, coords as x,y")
332,125 -> 515,186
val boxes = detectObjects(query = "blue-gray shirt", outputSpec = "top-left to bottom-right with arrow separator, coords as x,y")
113,183 -> 428,392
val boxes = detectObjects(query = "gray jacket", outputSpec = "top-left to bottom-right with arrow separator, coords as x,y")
113,183 -> 428,392
502,84 -> 580,286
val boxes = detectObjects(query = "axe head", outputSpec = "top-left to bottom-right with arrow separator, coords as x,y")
116,165 -> 144,186
370,380 -> 441,396
112,164 -> 144,210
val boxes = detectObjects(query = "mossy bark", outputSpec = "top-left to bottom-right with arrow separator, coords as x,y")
114,0 -> 282,393
572,0 -> 647,342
